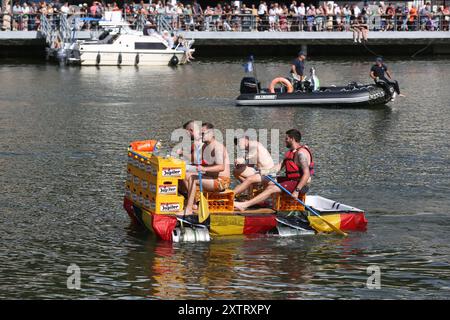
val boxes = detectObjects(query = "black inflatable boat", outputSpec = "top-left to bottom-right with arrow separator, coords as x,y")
236,77 -> 396,107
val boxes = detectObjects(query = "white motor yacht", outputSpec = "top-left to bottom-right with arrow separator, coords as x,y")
68,23 -> 194,66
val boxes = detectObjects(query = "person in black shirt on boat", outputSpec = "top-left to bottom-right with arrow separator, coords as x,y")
370,57 -> 401,100
290,51 -> 307,91
290,51 -> 306,81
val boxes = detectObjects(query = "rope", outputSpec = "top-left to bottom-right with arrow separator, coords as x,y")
411,39 -> 435,58
361,37 -> 435,59
362,41 -> 383,57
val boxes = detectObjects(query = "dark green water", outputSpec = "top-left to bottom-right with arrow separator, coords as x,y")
0,58 -> 449,299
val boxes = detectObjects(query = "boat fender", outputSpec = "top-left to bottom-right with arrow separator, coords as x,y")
96,52 -> 101,65
269,77 -> 294,94
135,54 -> 139,66
169,55 -> 179,66
118,53 -> 122,65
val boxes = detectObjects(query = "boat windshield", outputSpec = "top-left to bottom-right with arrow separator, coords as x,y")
99,33 -> 120,45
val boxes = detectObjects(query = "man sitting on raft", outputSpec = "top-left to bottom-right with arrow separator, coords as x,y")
233,135 -> 275,197
177,120 -> 215,177
176,120 -> 203,196
234,129 -> 314,212
184,125 -> 231,216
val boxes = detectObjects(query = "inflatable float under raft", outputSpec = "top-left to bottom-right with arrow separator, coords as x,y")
123,140 -> 368,242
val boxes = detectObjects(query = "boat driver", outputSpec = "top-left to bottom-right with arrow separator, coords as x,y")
370,57 -> 401,100
290,51 -> 307,90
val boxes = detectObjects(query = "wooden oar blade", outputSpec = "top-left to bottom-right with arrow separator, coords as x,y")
198,193 -> 210,223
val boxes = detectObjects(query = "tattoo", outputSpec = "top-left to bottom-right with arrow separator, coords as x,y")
297,152 -> 309,172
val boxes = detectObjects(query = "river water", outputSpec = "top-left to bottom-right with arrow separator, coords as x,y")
0,57 -> 449,299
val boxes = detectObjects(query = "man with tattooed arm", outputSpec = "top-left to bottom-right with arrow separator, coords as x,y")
234,129 -> 314,211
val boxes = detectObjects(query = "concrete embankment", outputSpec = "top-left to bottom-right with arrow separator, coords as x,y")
0,31 -> 91,57
1,30 -> 449,58
179,31 -> 450,56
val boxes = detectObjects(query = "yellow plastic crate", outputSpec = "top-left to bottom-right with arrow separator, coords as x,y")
195,190 -> 235,213
149,194 -> 184,214
127,160 -> 151,181
273,192 -> 306,212
149,181 -> 178,197
128,184 -> 147,207
125,182 -> 132,200
207,190 -> 235,213
149,156 -> 186,181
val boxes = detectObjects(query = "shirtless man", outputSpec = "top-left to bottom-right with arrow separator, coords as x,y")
234,129 -> 313,211
175,120 -> 214,166
233,136 -> 275,196
177,121 -> 214,194
184,126 -> 231,216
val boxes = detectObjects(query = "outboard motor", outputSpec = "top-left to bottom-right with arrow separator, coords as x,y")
169,55 -> 179,66
375,79 -> 396,101
240,77 -> 261,94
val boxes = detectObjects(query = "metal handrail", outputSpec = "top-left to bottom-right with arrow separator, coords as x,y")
59,14 -> 71,42
1,13 -> 449,33
155,14 -> 173,32
39,14 -> 53,45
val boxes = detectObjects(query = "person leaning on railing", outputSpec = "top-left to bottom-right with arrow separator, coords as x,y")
221,5 -> 232,31
443,7 -> 450,31
351,10 -> 368,43
1,11 -> 12,31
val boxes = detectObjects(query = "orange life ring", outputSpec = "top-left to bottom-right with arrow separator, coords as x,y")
130,140 -> 158,151
269,77 -> 294,93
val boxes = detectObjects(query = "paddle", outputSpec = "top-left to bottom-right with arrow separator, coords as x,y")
264,175 -> 348,237
196,145 -> 210,223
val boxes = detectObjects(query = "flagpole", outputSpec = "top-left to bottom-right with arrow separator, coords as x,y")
250,55 -> 259,94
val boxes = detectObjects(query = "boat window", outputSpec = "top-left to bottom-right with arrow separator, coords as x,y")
98,31 -> 110,41
107,34 -> 120,44
135,42 -> 167,50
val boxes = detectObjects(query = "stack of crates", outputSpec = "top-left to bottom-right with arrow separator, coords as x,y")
125,149 -> 186,215
272,192 -> 306,212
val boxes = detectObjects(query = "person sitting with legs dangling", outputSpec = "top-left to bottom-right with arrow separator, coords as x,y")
234,129 -> 313,212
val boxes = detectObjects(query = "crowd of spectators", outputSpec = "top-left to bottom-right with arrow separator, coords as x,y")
1,1 -> 449,32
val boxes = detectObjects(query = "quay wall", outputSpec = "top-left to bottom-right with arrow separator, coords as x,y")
1,31 -> 449,57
